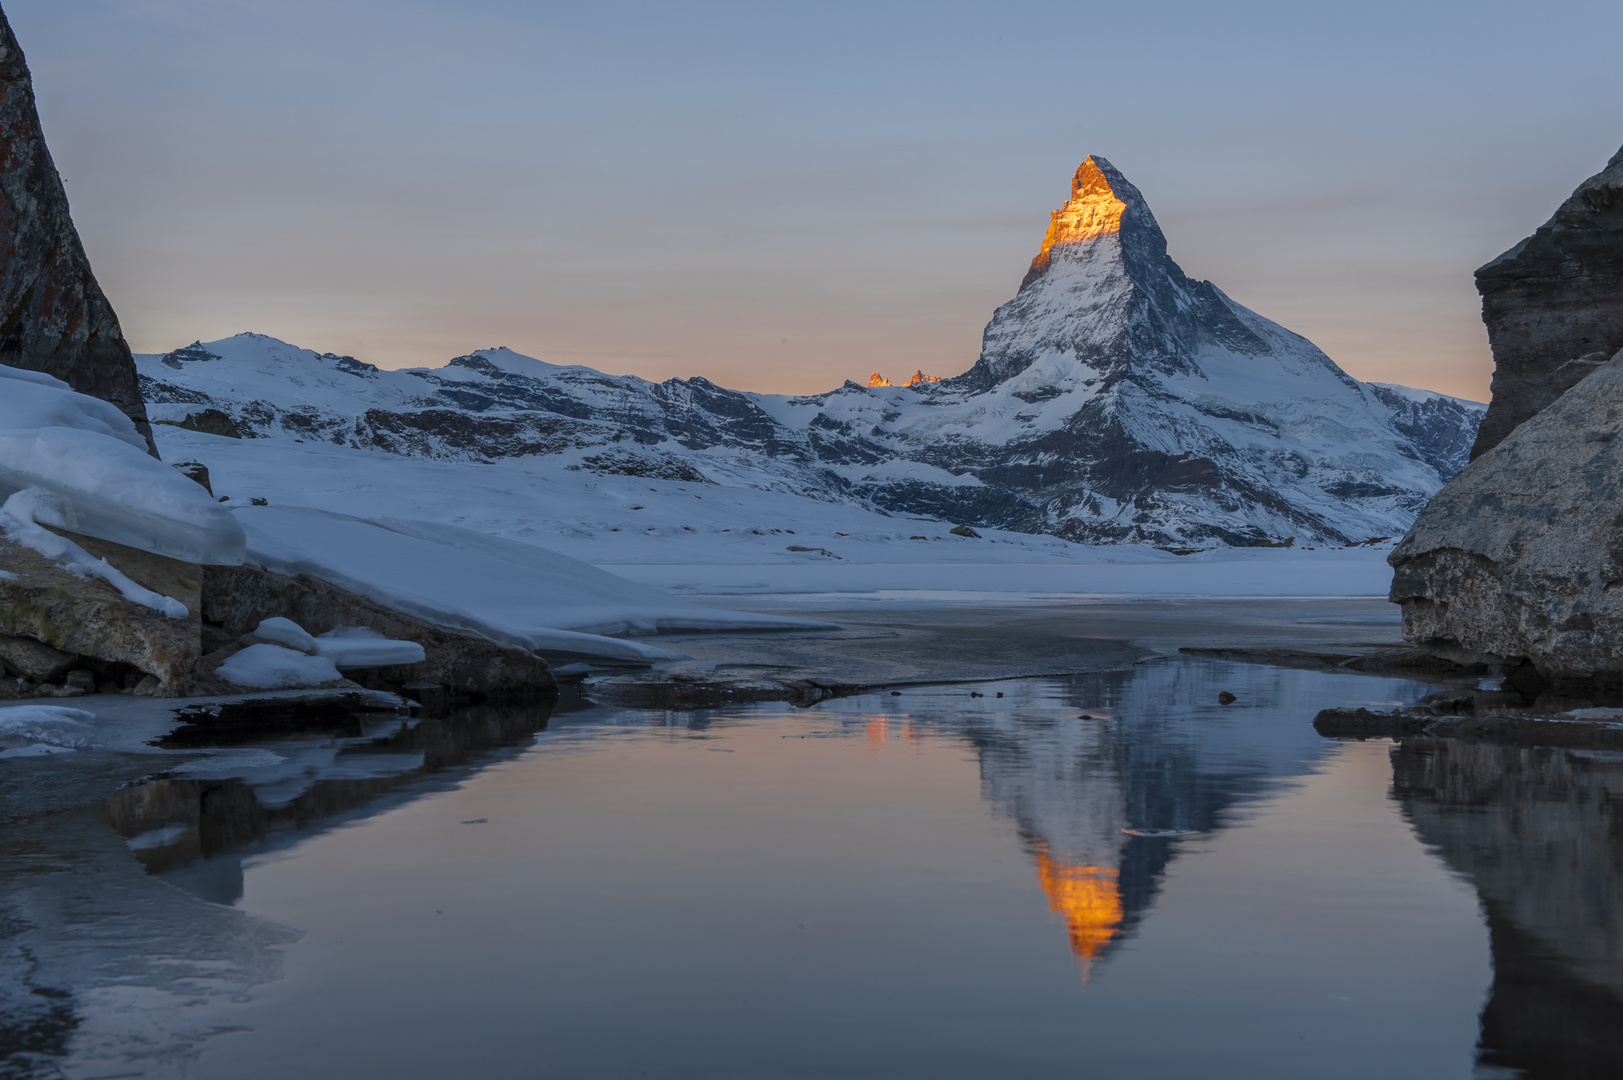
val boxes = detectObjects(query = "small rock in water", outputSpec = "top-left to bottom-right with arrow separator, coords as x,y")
1218,691 -> 1237,704
889,691 -> 901,697
996,692 -> 1003,698
970,691 -> 983,698
1078,714 -> 1093,720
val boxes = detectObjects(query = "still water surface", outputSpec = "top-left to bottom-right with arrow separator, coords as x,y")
24,658 -> 1623,1077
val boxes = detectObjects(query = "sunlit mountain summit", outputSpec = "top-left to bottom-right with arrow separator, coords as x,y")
136,158 -> 1482,548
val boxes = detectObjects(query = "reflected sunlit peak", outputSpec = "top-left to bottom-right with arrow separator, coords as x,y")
1031,843 -> 1124,969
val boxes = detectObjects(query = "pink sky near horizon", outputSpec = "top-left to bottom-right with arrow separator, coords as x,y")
15,0 -> 1622,403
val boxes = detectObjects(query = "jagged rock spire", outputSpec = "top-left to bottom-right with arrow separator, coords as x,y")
1021,156 -> 1164,288
956,154 -> 1267,393
0,7 -> 155,454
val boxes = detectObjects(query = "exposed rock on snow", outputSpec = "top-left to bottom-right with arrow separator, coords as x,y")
204,562 -> 557,697
0,534 -> 201,694
1390,354 -> 1623,688
1473,143 -> 1623,459
135,162 -> 1481,547
0,11 -> 155,452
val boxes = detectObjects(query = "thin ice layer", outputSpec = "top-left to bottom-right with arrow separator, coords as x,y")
234,505 -> 833,663
0,366 -> 244,564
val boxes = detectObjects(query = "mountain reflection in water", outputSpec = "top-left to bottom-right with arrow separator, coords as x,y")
7,657 -> 1621,1078
1393,739 -> 1623,1079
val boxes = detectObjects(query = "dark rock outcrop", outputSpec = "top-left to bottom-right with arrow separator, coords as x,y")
1472,144 -> 1623,459
203,563 -> 557,700
1390,354 -> 1623,688
0,10 -> 155,452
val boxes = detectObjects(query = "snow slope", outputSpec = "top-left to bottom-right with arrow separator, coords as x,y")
236,505 -> 833,662
153,424 -> 1402,607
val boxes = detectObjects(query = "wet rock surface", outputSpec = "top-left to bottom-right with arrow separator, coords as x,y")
1473,144 -> 1623,459
1389,355 -> 1623,689
0,11 -> 154,452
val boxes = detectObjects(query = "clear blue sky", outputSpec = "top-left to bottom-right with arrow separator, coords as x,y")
12,0 -> 1623,399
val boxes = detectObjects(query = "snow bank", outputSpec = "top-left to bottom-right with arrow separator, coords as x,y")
0,705 -> 97,757
234,505 -> 833,663
312,628 -> 426,668
217,644 -> 343,689
252,617 -> 425,667
0,365 -> 244,564
254,617 -> 319,652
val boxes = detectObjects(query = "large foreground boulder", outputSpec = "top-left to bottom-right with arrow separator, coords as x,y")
0,12 -> 155,453
1472,144 -> 1623,459
203,563 -> 556,699
1390,353 -> 1623,688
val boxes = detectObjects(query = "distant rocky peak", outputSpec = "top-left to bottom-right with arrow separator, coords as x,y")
1021,156 -> 1164,289
160,341 -> 222,368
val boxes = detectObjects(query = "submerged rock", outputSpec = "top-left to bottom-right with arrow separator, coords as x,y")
1472,144 -> 1623,459
0,12 -> 155,452
1390,355 -> 1623,688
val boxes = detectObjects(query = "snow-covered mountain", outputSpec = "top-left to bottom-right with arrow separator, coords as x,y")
137,157 -> 1481,547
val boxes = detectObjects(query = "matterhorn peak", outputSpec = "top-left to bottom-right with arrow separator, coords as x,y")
1022,156 -> 1163,288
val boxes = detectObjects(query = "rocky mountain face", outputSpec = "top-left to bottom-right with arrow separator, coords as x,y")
137,158 -> 1483,548
0,10 -> 154,453
1473,143 -> 1623,459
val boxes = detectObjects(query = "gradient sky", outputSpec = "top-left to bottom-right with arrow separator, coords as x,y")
12,1 -> 1623,400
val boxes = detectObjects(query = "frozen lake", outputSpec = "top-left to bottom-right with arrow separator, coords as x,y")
4,657 -> 1620,1078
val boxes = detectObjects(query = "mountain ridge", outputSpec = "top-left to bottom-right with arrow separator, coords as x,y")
137,158 -> 1483,548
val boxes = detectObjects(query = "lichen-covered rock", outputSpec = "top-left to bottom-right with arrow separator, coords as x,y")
202,563 -> 556,699
1472,144 -> 1623,459
0,633 -> 75,680
0,536 -> 200,692
0,11 -> 155,453
1390,354 -> 1623,687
